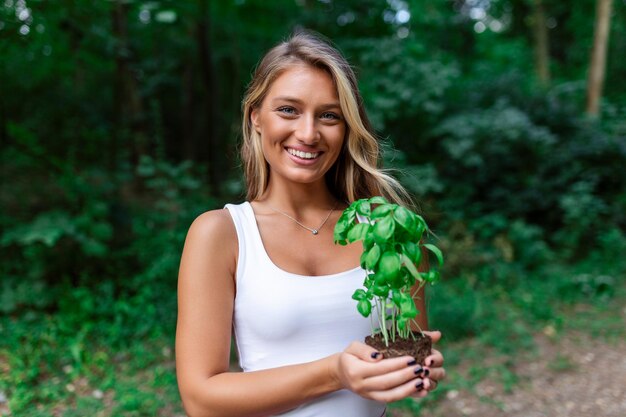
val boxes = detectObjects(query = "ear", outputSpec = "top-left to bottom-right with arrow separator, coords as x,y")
250,108 -> 261,134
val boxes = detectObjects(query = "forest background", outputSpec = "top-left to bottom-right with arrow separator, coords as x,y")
1,0 -> 625,416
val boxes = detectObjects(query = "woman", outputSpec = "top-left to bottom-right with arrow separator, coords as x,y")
176,31 -> 445,417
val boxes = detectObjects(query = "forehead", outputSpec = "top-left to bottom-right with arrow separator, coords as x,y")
265,64 -> 339,102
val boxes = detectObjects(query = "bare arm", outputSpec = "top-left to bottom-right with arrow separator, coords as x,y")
411,245 -> 430,331
176,210 -> 427,417
409,244 -> 445,392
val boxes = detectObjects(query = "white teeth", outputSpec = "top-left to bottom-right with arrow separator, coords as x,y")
287,148 -> 319,159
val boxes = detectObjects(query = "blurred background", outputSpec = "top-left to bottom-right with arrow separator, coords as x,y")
1,0 -> 625,416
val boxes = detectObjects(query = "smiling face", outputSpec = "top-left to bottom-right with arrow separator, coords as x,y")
250,64 -> 346,188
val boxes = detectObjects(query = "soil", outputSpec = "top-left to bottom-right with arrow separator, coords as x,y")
365,332 -> 432,364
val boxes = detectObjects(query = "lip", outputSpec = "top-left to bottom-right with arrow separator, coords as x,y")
284,146 -> 324,166
285,145 -> 323,153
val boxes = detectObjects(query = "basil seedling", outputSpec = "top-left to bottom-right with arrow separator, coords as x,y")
334,196 -> 443,348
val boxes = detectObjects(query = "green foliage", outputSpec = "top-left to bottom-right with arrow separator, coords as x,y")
2,0 -> 626,414
422,77 -> 626,260
335,197 -> 443,345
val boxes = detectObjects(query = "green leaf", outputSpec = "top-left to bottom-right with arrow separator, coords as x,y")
356,200 -> 371,216
414,215 -> 427,235
373,216 -> 395,243
378,251 -> 401,282
420,270 -> 441,284
402,241 -> 421,265
397,316 -> 408,330
393,206 -> 414,231
357,299 -> 372,317
419,272 -> 432,282
363,232 -> 376,251
352,289 -> 367,301
372,283 -> 389,297
337,206 -> 357,227
371,204 -> 393,219
333,219 -> 349,243
373,272 -> 387,286
368,196 -> 388,205
399,293 -> 418,318
391,289 -> 402,306
347,223 -> 370,242
423,243 -> 444,266
363,245 -> 382,270
400,253 -> 420,281
334,217 -> 349,233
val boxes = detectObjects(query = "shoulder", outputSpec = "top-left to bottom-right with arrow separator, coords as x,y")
187,208 -> 236,242
182,208 -> 238,272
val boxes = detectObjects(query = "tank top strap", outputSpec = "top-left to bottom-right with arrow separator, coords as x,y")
224,202 -> 265,286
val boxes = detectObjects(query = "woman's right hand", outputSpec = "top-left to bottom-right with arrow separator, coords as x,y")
332,341 -> 429,403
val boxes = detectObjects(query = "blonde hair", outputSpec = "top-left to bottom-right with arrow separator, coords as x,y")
241,30 -> 411,206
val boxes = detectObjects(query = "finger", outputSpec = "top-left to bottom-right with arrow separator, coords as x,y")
344,341 -> 384,362
410,379 -> 430,399
370,377 -> 427,403
424,377 -> 438,391
410,388 -> 429,399
362,362 -> 428,391
422,330 -> 441,343
425,367 -> 446,382
424,348 -> 444,368
358,355 -> 419,378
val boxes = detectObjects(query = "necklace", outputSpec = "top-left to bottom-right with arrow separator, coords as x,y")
268,202 -> 338,235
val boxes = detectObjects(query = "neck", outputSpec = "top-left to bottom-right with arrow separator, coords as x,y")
257,177 -> 337,214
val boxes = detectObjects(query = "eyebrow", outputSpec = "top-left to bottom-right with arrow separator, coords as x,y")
271,96 -> 342,110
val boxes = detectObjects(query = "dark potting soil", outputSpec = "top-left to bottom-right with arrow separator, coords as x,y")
365,333 -> 432,365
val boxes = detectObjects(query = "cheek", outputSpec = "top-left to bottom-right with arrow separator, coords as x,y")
329,127 -> 346,154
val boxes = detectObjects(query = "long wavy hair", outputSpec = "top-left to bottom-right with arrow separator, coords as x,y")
241,30 -> 411,206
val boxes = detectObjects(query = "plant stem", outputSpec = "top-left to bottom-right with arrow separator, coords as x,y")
391,305 -> 396,342
378,297 -> 389,347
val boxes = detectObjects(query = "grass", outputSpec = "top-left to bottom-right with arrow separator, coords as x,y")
0,311 -> 183,417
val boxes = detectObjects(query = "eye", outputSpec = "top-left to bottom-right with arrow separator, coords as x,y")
277,106 -> 297,115
320,112 -> 341,121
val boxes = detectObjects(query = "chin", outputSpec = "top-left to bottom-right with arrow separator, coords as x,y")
277,169 -> 325,185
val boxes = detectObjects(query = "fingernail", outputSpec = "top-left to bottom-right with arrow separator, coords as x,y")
415,379 -> 424,390
414,365 -> 423,375
407,359 -> 417,366
371,352 -> 380,359
423,368 -> 430,377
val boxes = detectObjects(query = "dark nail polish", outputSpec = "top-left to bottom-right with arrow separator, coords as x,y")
424,369 -> 430,377
415,380 -> 424,390
407,359 -> 417,366
414,365 -> 423,375
371,352 -> 380,359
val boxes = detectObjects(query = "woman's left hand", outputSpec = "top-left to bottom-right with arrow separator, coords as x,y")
412,330 -> 445,398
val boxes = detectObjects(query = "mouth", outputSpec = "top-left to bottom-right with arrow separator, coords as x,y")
286,147 -> 322,160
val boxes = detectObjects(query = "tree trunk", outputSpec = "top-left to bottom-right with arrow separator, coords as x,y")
586,0 -> 614,117
532,0 -> 551,86
197,0 -> 221,194
112,0 -> 146,166
181,24 -> 197,162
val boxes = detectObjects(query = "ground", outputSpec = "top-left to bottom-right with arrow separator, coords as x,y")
391,309 -> 626,417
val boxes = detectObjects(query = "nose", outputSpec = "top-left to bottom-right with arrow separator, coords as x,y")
294,114 -> 319,144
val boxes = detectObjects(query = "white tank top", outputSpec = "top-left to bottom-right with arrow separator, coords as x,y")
225,202 -> 386,417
